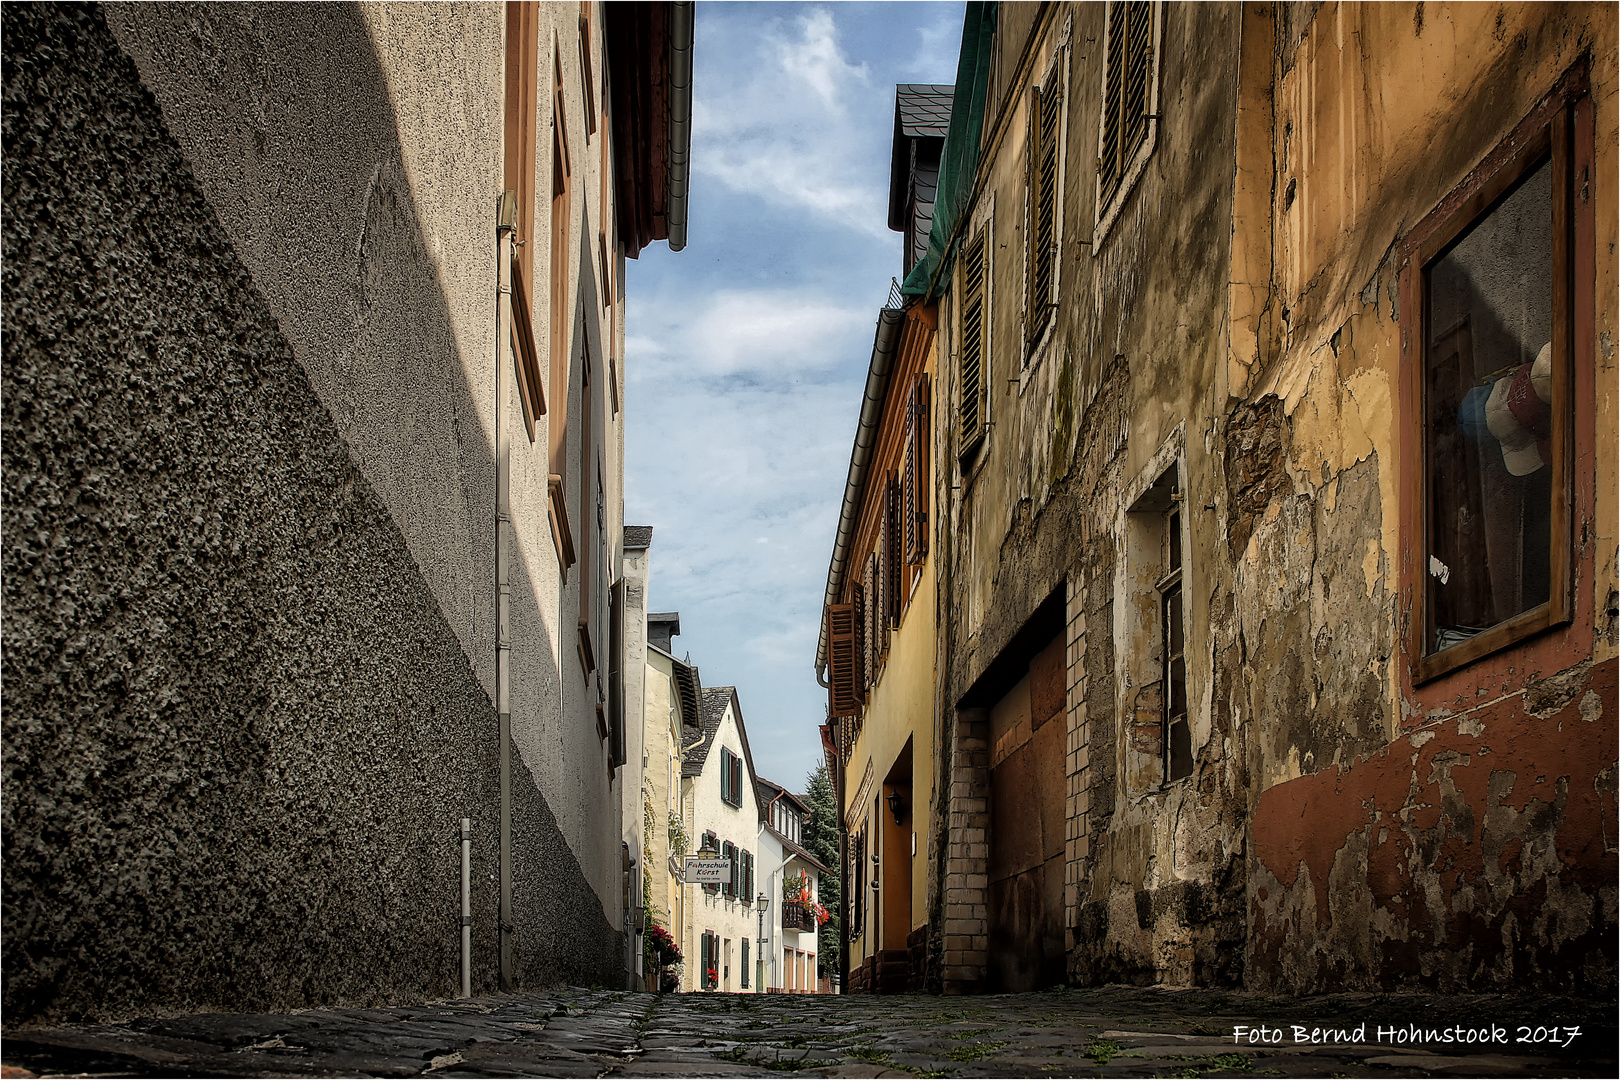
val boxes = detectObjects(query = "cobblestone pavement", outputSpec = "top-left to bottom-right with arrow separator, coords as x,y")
3,986 -> 1614,1079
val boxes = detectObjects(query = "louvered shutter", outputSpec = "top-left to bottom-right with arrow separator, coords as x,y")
881,488 -> 894,650
827,603 -> 860,717
862,552 -> 878,688
960,230 -> 987,454
720,748 -> 730,803
851,580 -> 866,707
1101,2 -> 1153,213
905,374 -> 931,565
1028,78 -> 1060,352
1124,2 -> 1152,156
1100,1 -> 1126,208
885,471 -> 903,628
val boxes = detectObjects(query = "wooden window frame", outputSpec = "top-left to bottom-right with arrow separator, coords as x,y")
504,3 -> 547,437
1398,75 -> 1589,687
1092,0 -> 1162,251
549,41 -> 577,571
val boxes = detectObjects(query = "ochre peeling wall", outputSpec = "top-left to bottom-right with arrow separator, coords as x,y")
1252,658 -> 1617,992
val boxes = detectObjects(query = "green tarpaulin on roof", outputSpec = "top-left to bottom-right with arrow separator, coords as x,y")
900,1 -> 998,299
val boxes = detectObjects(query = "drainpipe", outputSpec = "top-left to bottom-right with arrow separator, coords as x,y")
666,1 -> 694,252
495,193 -> 517,992
460,818 -> 472,998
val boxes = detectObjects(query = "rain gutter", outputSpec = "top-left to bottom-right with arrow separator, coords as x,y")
815,307 -> 907,682
666,1 -> 694,252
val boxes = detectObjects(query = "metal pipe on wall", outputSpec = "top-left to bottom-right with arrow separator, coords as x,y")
460,818 -> 472,998
495,193 -> 517,993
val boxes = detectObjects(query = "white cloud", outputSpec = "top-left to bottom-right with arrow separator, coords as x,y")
691,5 -> 891,238
629,288 -> 873,379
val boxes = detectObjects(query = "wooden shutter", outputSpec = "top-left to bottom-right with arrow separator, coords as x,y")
719,748 -> 731,803
732,756 -> 743,805
1124,2 -> 1153,156
862,553 -> 878,688
851,581 -> 866,706
1100,2 -> 1126,208
885,471 -> 903,629
827,603 -> 860,718
905,374 -> 931,565
1028,77 -> 1061,351
960,229 -> 987,454
1101,1 -> 1152,212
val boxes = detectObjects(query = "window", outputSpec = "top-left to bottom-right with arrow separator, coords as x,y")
1094,1 -> 1160,246
1158,479 -> 1191,782
1120,450 -> 1190,792
1404,94 -> 1580,683
1025,57 -> 1064,356
700,931 -> 718,989
958,224 -> 989,460
825,602 -> 861,719
862,552 -> 879,690
701,831 -> 719,895
904,373 -> 931,567
549,43 -> 577,570
882,472 -> 902,634
721,841 -> 735,898
504,3 -> 546,439
719,747 -> 743,807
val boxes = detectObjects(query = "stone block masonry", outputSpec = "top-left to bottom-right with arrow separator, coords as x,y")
0,3 -> 618,1023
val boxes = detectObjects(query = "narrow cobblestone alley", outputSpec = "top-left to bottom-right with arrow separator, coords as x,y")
4,987 -> 1614,1079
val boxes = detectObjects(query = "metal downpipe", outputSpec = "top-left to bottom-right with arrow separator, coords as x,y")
495,195 -> 517,993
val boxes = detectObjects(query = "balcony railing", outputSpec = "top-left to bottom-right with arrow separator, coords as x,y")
782,900 -> 816,933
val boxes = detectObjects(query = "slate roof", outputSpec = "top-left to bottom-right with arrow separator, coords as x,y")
896,84 -> 953,137
623,525 -> 654,549
888,84 -> 954,246
682,686 -> 734,776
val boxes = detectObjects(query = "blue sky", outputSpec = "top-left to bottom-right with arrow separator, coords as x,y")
625,2 -> 962,793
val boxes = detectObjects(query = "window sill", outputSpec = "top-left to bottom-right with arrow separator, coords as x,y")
1413,602 -> 1567,686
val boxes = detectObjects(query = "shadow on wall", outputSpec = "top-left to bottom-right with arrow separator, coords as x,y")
0,3 -> 617,1024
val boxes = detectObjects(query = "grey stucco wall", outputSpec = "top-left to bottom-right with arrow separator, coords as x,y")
102,0 -> 629,930
2,2 -> 619,1023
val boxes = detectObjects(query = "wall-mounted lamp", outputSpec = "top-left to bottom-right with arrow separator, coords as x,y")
886,789 -> 905,826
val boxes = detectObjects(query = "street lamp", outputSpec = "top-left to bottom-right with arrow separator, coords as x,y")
756,891 -> 770,991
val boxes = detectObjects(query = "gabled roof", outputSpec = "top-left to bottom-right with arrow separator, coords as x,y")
755,775 -> 809,816
682,687 -> 767,827
767,823 -> 830,875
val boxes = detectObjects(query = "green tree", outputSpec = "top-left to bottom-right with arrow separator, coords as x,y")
801,763 -> 841,979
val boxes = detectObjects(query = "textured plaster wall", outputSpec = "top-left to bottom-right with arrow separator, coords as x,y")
937,3 -> 1248,989
1,3 -> 621,1023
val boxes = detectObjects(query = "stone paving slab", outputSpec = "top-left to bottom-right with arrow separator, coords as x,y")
3,985 -> 1614,1079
